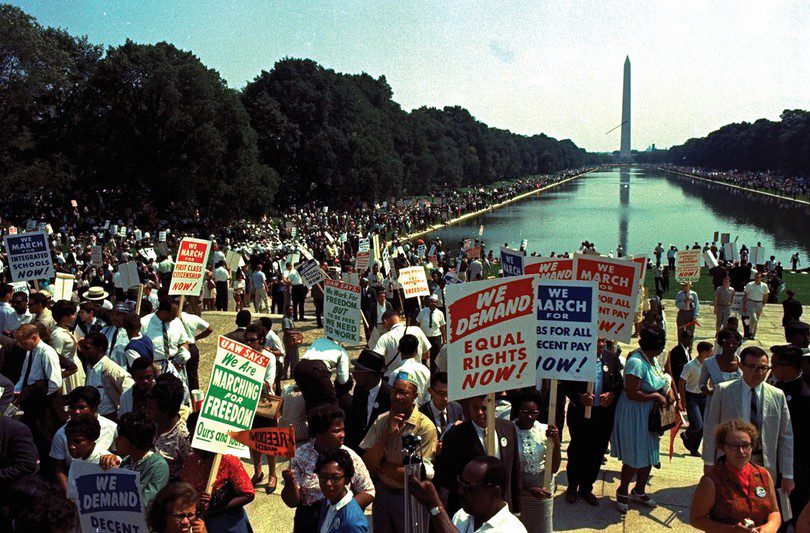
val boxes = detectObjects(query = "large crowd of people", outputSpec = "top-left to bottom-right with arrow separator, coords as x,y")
663,165 -> 810,200
0,166 -> 809,532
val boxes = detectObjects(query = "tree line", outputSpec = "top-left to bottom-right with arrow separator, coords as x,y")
635,109 -> 810,174
0,5 -> 607,220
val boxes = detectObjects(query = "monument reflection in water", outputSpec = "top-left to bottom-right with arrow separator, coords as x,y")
430,167 -> 810,262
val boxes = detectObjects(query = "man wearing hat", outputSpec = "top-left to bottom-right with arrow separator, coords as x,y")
416,295 -> 446,371
83,285 -> 113,311
344,348 -> 391,453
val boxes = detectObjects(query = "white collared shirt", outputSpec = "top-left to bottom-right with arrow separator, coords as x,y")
741,381 -> 764,423
375,302 -> 387,324
428,400 -> 449,433
366,380 -> 382,425
473,421 -> 500,459
417,307 -> 445,338
319,489 -> 354,533
85,357 -> 119,415
302,337 -> 350,385
372,323 -> 431,376
6,309 -> 33,332
15,340 -> 62,394
452,502 -> 527,532
140,313 -> 191,364
51,415 -> 118,466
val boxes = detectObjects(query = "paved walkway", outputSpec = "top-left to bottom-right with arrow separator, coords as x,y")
197,299 -> 805,532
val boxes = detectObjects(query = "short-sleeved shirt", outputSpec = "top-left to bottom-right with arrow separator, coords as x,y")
291,442 -> 375,506
715,286 -> 735,307
680,357 -> 704,394
50,415 -> 118,465
624,349 -> 667,393
360,409 -> 437,489
744,282 -> 768,302
417,307 -> 445,338
251,271 -> 267,288
180,312 -> 210,345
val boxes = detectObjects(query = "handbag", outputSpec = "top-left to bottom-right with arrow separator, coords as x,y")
255,394 -> 284,420
648,400 -> 678,436
284,330 -> 304,347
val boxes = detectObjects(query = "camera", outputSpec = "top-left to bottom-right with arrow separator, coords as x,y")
401,433 -> 422,454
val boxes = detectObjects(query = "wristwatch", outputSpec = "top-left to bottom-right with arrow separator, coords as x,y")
429,505 -> 443,517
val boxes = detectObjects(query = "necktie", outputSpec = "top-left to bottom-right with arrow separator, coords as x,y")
440,411 -> 447,433
21,350 -> 34,387
750,388 -> 759,430
109,327 -> 119,355
162,321 -> 170,362
429,310 -> 433,329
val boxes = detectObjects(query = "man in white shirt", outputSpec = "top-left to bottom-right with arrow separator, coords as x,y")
0,283 -> 14,334
101,302 -> 131,368
387,334 -> 430,405
213,260 -> 231,311
285,262 -> 307,321
468,258 -> 483,281
250,264 -> 269,313
678,340 -> 713,456
372,311 -> 431,377
5,291 -> 33,333
416,295 -> 446,371
78,332 -> 134,420
140,298 -> 192,374
742,272 -> 769,339
15,324 -> 62,396
451,456 -> 528,533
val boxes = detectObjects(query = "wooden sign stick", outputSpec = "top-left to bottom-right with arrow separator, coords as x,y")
544,379 -> 559,490
485,393 -> 497,455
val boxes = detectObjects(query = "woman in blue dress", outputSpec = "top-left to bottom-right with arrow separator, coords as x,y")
610,325 -> 675,513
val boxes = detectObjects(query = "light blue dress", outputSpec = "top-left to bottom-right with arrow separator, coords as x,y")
610,349 -> 667,468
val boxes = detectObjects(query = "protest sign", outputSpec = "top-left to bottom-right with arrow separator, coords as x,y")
324,231 -> 335,244
134,229 -> 142,241
339,233 -> 348,244
521,239 -> 528,250
323,279 -> 362,344
229,427 -> 296,458
3,231 -> 54,282
446,275 -> 537,401
466,246 -> 482,260
70,199 -> 78,208
381,248 -> 391,275
26,219 -> 36,231
226,250 -> 243,271
38,221 -> 47,232
574,255 -> 641,343
341,271 -> 360,286
117,261 -> 140,289
675,249 -> 702,283
284,252 -> 300,268
355,251 -> 370,271
720,233 -> 731,245
359,238 -> 370,252
192,336 -> 270,456
524,256 -> 574,279
535,280 -> 599,384
500,247 -> 525,277
169,238 -> 211,296
398,266 -> 430,298
12,281 -> 29,295
45,223 -> 54,235
428,244 -> 436,257
444,270 -> 462,285
71,460 -> 148,533
427,254 -> 438,265
371,234 -> 381,265
462,238 -> 471,250
140,247 -> 157,261
750,246 -> 765,266
158,230 -> 167,242
91,245 -> 103,266
8,226 -> 16,235
723,242 -> 739,262
297,244 -> 313,261
417,244 -> 426,258
53,273 -> 75,301
630,255 -> 648,289
704,249 -> 719,269
299,259 -> 326,289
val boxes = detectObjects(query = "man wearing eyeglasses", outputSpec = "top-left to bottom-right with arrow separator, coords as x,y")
703,346 -> 794,496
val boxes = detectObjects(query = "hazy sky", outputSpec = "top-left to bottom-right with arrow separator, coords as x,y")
12,0 -> 809,152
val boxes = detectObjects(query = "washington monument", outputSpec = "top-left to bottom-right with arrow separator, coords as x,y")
620,55 -> 631,160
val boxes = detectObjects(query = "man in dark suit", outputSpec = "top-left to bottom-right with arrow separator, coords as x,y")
562,339 -> 624,506
359,279 -> 377,340
0,416 -> 38,491
344,349 -> 391,453
418,372 -> 464,446
666,329 -> 693,387
782,290 -> 803,332
435,395 -> 521,516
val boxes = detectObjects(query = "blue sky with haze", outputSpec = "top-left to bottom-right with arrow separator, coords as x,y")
11,0 -> 809,152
